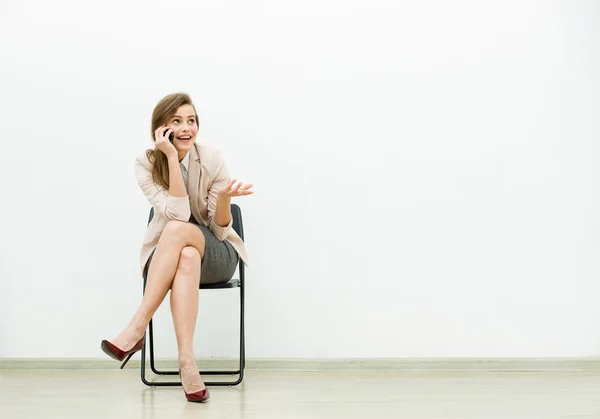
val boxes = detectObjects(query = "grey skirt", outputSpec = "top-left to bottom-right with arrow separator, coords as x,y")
143,222 -> 239,285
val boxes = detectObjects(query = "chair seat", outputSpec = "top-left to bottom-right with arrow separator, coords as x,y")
200,279 -> 240,289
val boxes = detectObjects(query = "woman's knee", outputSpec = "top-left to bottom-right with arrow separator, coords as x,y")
177,246 -> 201,275
162,220 -> 187,239
163,221 -> 205,241
160,221 -> 206,257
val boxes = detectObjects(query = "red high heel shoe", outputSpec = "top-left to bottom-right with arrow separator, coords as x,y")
101,335 -> 145,369
179,369 -> 210,403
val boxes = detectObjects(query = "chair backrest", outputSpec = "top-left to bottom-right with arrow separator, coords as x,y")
230,203 -> 244,240
147,204 -> 244,241
147,207 -> 154,225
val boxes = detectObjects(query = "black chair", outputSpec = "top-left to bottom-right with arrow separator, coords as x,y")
140,204 -> 246,387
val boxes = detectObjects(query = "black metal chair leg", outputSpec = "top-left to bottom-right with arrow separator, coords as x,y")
141,333 -> 152,386
202,281 -> 245,386
141,287 -> 245,387
148,319 -> 174,376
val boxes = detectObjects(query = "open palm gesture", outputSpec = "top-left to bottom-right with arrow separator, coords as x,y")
218,179 -> 254,199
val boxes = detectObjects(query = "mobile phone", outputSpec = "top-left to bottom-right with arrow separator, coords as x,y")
163,127 -> 174,142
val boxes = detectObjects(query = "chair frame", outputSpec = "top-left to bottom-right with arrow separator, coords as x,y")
140,204 -> 246,387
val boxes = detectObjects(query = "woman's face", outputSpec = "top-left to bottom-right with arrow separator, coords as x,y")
164,104 -> 198,154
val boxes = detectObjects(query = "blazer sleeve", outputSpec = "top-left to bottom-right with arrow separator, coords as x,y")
135,155 -> 191,222
207,150 -> 233,240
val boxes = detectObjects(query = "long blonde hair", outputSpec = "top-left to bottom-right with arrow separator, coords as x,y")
147,93 -> 199,190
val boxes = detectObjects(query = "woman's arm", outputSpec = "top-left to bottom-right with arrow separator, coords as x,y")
167,154 -> 187,198
206,152 -> 233,240
135,155 -> 191,221
207,150 -> 253,240
214,195 -> 232,227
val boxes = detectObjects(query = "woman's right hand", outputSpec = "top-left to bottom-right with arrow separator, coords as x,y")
154,126 -> 177,158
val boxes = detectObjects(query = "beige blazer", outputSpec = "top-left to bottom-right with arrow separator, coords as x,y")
135,143 -> 248,274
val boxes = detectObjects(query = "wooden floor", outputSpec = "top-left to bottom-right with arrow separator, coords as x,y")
1,369 -> 599,418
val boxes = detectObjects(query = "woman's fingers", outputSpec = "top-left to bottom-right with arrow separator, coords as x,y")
221,180 -> 254,197
236,185 -> 253,196
231,181 -> 243,192
234,183 -> 253,194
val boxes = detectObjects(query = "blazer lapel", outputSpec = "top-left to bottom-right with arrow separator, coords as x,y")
188,143 -> 202,222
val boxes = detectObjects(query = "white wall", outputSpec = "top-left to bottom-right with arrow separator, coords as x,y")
0,0 -> 599,359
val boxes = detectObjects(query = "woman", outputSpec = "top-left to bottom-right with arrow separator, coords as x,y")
101,93 -> 252,403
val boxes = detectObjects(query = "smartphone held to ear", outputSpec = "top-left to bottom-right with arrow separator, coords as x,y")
163,127 -> 174,142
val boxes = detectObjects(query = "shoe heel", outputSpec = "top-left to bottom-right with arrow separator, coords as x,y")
120,352 -> 135,369
102,334 -> 145,369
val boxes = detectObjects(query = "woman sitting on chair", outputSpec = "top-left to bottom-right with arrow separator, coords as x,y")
101,92 -> 252,403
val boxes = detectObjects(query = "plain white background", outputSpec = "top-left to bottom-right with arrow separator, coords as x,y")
0,0 -> 598,359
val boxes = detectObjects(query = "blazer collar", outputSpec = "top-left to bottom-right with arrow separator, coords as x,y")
180,150 -> 190,170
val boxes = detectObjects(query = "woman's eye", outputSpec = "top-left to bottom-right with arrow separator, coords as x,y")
189,120 -> 196,125
172,119 -> 180,124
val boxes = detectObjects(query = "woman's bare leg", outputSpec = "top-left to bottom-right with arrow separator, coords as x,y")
170,246 -> 206,392
110,220 -> 205,351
